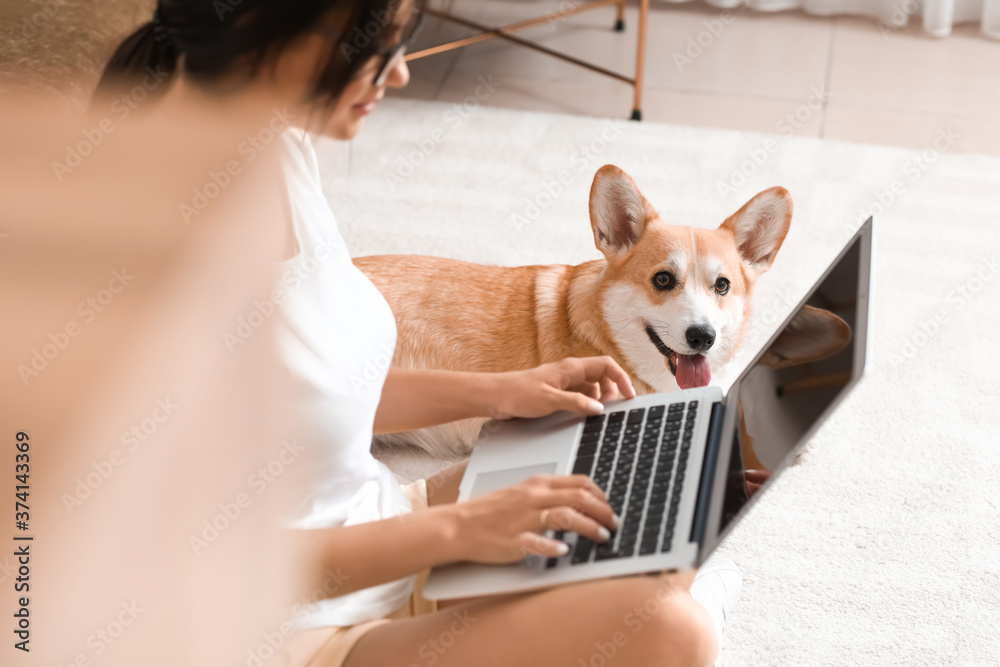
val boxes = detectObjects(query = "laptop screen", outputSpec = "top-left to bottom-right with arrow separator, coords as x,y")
709,221 -> 870,545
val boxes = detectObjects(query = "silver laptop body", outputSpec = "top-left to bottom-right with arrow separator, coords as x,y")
424,219 -> 873,600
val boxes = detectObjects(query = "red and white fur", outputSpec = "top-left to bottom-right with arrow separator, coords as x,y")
355,165 -> 793,456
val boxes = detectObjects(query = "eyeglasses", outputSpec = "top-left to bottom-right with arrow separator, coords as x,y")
371,11 -> 425,87
317,11 -> 425,88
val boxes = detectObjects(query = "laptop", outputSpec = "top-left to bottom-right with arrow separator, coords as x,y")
424,218 -> 873,600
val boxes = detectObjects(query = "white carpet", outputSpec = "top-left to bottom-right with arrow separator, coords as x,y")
315,97 -> 1000,666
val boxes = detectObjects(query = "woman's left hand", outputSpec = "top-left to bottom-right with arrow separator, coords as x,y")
490,356 -> 636,420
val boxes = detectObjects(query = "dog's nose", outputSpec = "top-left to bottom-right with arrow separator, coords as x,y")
685,325 -> 716,352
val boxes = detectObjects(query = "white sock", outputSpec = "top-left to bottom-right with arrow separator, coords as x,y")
689,554 -> 742,667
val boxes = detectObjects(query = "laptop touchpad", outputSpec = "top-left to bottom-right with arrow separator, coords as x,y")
469,463 -> 558,498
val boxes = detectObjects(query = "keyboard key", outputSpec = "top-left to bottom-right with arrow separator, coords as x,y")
617,540 -> 637,558
572,455 -> 595,475
627,408 -> 646,423
577,441 -> 598,457
639,540 -> 658,556
572,537 -> 595,564
607,410 -> 626,423
610,479 -> 631,500
660,461 -> 687,552
621,524 -> 639,540
594,548 -> 627,561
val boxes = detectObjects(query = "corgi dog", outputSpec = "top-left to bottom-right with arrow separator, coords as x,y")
355,164 -> 793,456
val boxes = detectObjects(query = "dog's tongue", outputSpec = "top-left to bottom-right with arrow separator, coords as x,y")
675,354 -> 711,389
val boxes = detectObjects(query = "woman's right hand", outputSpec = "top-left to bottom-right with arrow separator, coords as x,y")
442,474 -> 619,564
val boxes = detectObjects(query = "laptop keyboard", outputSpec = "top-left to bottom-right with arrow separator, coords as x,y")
554,400 -> 699,567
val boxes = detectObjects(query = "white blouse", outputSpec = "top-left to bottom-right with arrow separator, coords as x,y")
276,127 -> 415,628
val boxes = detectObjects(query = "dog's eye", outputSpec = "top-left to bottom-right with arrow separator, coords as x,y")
714,278 -> 730,295
652,271 -> 676,291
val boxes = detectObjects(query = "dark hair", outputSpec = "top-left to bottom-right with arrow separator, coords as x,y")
92,0 -> 413,110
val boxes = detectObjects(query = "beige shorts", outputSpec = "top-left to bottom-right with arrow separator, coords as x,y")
281,479 -> 438,667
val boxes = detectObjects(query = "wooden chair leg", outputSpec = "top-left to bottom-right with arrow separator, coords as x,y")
615,0 -> 626,30
631,0 -> 649,120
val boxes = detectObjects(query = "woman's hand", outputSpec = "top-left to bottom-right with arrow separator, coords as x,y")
443,474 -> 620,564
375,356 -> 635,434
490,356 -> 636,420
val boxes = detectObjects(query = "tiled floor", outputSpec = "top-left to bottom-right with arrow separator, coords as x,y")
391,0 -> 1000,157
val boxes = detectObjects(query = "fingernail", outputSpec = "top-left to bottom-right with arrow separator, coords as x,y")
611,513 -> 622,529
588,399 -> 604,414
597,527 -> 611,542
555,542 -> 570,556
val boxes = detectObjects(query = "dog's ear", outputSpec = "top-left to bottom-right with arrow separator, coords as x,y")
759,305 -> 852,369
589,164 -> 655,256
720,186 -> 792,276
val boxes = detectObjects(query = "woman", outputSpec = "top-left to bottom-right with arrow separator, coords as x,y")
95,2 -> 738,665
